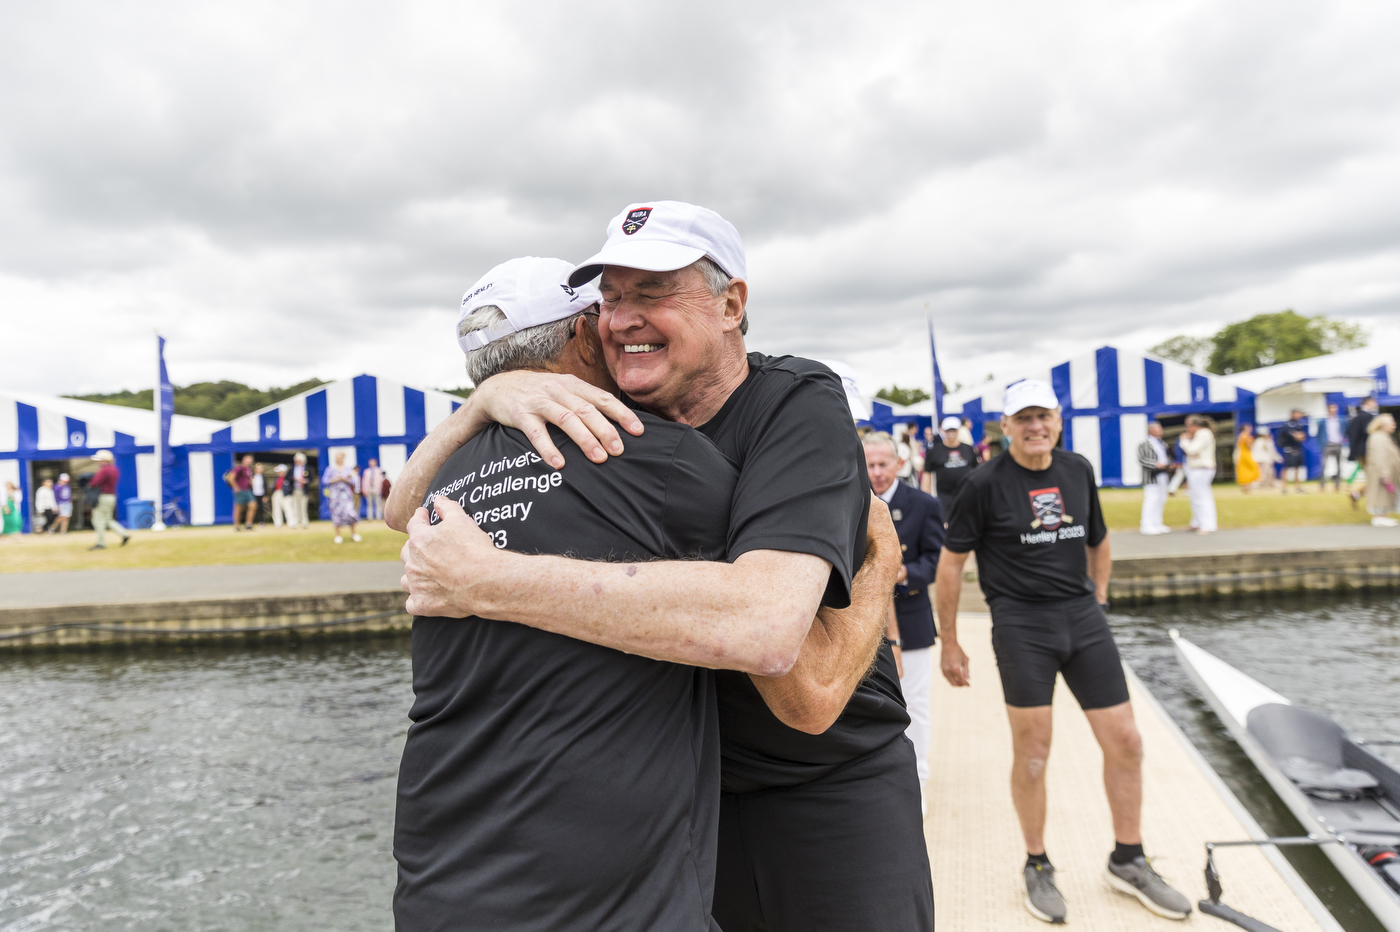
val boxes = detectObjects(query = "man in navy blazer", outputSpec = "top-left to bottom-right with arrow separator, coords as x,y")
864,431 -> 945,809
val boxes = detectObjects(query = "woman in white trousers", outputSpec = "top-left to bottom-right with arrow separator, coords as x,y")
1180,416 -> 1218,534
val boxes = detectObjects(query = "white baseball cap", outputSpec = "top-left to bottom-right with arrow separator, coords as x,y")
940,416 -> 962,430
568,200 -> 746,287
93,450 -> 114,462
1003,379 -> 1061,416
457,257 -> 602,354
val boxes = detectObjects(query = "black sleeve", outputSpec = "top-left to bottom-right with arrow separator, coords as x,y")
1085,459 -> 1107,547
726,373 -> 869,609
902,498 -> 945,589
942,476 -> 984,554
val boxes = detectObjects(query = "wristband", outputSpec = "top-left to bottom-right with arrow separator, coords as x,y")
889,638 -> 902,648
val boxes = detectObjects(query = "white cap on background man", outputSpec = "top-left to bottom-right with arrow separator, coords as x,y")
1003,380 -> 1061,416
569,200 -> 746,287
457,257 -> 602,354
940,415 -> 962,431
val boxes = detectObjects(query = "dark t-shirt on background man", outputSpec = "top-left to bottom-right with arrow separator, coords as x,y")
927,441 -> 980,502
393,417 -> 737,932
692,353 -> 910,794
944,448 -> 1107,605
1279,418 -> 1308,453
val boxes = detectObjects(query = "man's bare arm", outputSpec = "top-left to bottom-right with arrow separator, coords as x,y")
748,496 -> 902,735
401,497 -> 827,676
385,372 -> 644,532
1086,538 -> 1112,604
934,548 -> 972,687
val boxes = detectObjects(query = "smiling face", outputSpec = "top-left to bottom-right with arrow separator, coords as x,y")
943,428 -> 960,446
1001,406 -> 1062,458
597,264 -> 747,423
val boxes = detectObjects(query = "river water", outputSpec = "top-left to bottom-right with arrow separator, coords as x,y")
1,597 -> 1397,931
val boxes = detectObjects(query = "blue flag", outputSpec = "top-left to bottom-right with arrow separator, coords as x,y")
157,335 -> 184,523
928,317 -> 945,424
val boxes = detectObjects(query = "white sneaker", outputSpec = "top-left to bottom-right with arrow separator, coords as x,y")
1371,516 -> 1398,527
334,535 -> 343,543
352,533 -> 362,542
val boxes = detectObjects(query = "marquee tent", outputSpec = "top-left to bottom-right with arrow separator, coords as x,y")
0,390 -> 225,533
179,375 -> 465,525
940,346 -> 1252,487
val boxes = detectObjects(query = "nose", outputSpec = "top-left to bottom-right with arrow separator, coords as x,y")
605,298 -> 645,334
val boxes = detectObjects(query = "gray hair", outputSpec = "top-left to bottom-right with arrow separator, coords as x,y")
459,306 -> 590,384
862,430 -> 899,458
693,257 -> 748,336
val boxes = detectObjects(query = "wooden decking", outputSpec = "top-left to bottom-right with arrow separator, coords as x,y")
925,613 -> 1340,931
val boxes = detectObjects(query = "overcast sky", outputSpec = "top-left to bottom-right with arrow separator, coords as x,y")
4,0 -> 1399,401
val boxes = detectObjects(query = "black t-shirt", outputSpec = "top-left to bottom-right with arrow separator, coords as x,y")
394,417 -> 737,932
943,448 -> 1107,605
694,353 -> 911,793
1279,419 -> 1308,453
928,442 -> 980,502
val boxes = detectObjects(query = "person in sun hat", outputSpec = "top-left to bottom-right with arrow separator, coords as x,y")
390,203 -> 925,932
935,379 -> 1191,924
87,450 -> 130,550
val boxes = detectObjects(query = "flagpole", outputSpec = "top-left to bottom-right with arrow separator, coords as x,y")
928,316 -> 945,425
151,329 -> 167,531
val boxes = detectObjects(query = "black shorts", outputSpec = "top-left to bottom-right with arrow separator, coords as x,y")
714,738 -> 933,932
989,595 -> 1129,710
1282,449 -> 1305,469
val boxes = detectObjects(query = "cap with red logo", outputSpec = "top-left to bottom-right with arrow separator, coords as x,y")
568,200 -> 746,287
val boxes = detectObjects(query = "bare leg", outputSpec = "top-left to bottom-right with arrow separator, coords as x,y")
1084,701 -> 1144,844
1006,705 -> 1054,854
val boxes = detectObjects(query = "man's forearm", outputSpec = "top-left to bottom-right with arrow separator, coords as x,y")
386,399 -> 490,531
1086,540 -> 1112,602
933,549 -> 968,646
747,531 -> 900,734
460,549 -> 828,676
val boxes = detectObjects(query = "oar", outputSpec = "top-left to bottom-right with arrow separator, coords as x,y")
1199,836 -> 1341,932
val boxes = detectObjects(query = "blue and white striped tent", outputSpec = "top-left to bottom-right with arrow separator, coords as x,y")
182,375 -> 465,525
943,346 -> 1252,487
0,390 -> 225,533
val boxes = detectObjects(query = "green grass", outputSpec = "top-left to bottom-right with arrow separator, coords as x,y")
1098,481 -> 1368,532
1,521 -> 405,574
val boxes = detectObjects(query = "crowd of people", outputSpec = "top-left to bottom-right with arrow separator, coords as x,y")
225,451 -> 389,541
385,200 -> 1194,931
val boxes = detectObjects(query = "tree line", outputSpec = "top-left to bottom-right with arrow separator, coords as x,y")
67,380 -> 476,422
1150,310 -> 1367,374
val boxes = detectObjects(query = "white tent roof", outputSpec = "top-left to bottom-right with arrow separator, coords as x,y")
0,389 -> 227,450
1215,347 -> 1388,395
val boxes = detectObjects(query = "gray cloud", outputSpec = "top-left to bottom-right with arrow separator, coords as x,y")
2,0 -> 1399,399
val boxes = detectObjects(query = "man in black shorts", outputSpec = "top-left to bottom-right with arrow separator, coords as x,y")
933,379 -> 1191,925
1280,408 -> 1309,493
927,414 -> 980,503
393,202 -> 930,931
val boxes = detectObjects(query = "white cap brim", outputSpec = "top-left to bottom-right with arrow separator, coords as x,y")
940,417 -> 962,430
569,241 -> 706,287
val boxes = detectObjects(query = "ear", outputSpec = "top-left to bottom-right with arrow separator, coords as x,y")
720,279 -> 748,333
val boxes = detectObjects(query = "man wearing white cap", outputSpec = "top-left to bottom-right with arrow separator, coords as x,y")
392,204 -> 930,931
88,450 -> 130,550
926,414 -> 980,503
933,380 -> 1191,924
394,256 -> 742,930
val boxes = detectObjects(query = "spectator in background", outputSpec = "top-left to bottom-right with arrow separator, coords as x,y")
34,478 -> 57,533
894,429 -> 917,487
1348,397 -> 1378,500
1137,421 -> 1172,534
290,453 -> 310,528
251,463 -> 267,526
231,454 -> 256,531
362,457 -> 386,520
271,464 -> 289,528
53,473 -> 72,534
88,450 -> 130,550
1234,424 -> 1260,493
1252,427 -> 1282,491
958,418 -> 974,447
1166,430 -> 1187,496
974,432 -> 991,464
1364,414 -> 1400,527
927,415 -> 980,503
1318,403 -> 1347,492
1278,409 -> 1309,494
321,451 -> 360,544
864,430 -> 943,815
1,481 -> 19,540
1180,415 -> 1217,535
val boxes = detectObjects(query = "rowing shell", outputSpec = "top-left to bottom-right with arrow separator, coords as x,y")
1170,629 -> 1400,931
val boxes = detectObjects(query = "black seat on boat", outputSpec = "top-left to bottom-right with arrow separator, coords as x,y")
1246,703 -> 1379,799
